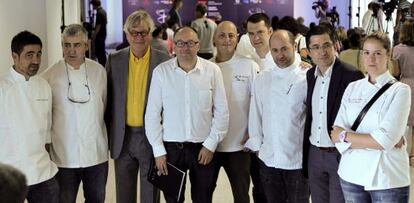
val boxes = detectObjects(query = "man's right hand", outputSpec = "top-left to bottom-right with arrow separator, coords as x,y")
155,155 -> 168,175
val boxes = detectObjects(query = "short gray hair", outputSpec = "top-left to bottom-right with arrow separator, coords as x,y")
61,24 -> 88,43
123,10 -> 155,33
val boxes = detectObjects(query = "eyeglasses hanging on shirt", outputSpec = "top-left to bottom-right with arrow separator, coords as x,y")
65,62 -> 91,103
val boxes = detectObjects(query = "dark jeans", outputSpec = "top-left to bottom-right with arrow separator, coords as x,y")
56,162 -> 108,203
163,142 -> 216,203
250,153 -> 267,203
259,159 -> 309,203
213,151 -> 250,203
27,177 -> 59,203
308,144 -> 344,203
340,178 -> 409,203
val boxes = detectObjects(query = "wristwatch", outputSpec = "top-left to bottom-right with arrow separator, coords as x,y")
339,130 -> 347,143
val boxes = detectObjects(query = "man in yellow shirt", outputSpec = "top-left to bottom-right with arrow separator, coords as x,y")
105,10 -> 170,203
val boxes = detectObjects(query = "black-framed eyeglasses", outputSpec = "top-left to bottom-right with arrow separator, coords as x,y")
129,30 -> 150,37
65,62 -> 91,104
174,40 -> 199,48
309,43 -> 333,51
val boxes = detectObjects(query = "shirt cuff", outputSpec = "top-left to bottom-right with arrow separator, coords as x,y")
244,137 -> 261,152
371,128 -> 392,150
202,136 -> 219,152
335,142 -> 352,154
152,144 -> 167,157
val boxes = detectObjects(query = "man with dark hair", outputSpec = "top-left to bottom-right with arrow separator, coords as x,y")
243,13 -> 274,73
303,25 -> 364,203
0,31 -> 59,203
245,29 -> 310,203
91,0 -> 107,66
0,163 -> 27,203
191,3 -> 217,59
167,0 -> 183,30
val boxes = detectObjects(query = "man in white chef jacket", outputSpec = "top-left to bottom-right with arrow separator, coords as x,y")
41,24 -> 108,203
244,29 -> 310,203
0,31 -> 59,203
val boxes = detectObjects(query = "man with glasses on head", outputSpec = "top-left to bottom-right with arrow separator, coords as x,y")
42,24 -> 108,203
145,26 -> 229,203
302,25 -> 364,203
210,21 -> 258,203
105,10 -> 170,203
0,31 -> 59,203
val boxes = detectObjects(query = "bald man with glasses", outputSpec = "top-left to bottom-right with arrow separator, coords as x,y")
145,26 -> 229,203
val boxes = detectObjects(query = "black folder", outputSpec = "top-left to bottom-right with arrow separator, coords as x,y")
148,161 -> 186,200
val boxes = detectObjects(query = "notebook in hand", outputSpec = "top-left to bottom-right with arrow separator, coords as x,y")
148,162 -> 186,200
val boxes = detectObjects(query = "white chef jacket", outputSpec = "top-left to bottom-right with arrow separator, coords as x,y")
0,67 -> 58,185
211,54 -> 258,152
245,53 -> 307,169
145,57 -> 229,157
42,59 -> 108,168
334,71 -> 411,190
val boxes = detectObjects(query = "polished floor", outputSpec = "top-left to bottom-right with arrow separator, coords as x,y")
72,161 -> 414,203
73,128 -> 414,202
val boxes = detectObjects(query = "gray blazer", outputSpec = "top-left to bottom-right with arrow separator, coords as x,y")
105,47 -> 170,159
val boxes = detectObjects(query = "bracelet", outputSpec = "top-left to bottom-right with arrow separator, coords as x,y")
339,130 -> 347,143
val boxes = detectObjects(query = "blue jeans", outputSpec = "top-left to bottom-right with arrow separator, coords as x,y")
340,178 -> 409,203
27,177 -> 59,203
56,162 -> 108,203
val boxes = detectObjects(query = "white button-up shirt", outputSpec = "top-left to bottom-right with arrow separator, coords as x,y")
245,53 -> 307,169
335,71 -> 411,190
145,57 -> 229,157
42,59 -> 108,168
0,67 -> 58,185
310,61 -> 335,147
211,54 -> 258,152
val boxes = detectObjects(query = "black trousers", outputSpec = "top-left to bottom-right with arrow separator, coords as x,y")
163,142 -> 216,203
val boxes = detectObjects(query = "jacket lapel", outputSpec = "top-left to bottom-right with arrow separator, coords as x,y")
326,59 -> 342,125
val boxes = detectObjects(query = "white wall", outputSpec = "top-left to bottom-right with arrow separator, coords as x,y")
0,0 -> 47,76
0,0 -> 81,77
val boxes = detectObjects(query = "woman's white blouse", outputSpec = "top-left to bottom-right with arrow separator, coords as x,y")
334,71 -> 411,190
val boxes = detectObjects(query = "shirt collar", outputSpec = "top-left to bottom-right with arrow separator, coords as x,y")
273,52 -> 301,76
64,60 -> 86,71
10,66 -> 30,82
314,58 -> 335,78
212,53 -> 236,66
130,47 -> 150,62
174,56 -> 204,73
365,71 -> 394,88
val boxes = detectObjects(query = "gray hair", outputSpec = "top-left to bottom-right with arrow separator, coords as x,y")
123,10 -> 155,33
61,24 -> 88,43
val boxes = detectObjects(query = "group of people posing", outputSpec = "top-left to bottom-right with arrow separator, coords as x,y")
0,6 -> 413,203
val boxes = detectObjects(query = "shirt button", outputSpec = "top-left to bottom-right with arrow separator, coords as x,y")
317,141 -> 320,143
318,127 -> 321,129
319,112 -> 322,114
320,97 -> 323,99
322,82 -> 325,84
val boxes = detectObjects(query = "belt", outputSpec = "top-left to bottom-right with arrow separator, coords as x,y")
317,147 -> 337,152
126,125 -> 144,133
164,142 -> 201,149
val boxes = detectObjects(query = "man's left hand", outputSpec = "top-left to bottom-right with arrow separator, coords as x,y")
198,147 -> 214,165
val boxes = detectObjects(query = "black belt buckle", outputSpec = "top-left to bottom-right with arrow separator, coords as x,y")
176,143 -> 184,149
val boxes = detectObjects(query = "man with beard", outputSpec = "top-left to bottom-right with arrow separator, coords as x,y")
0,31 -> 59,203
244,29 -> 309,203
